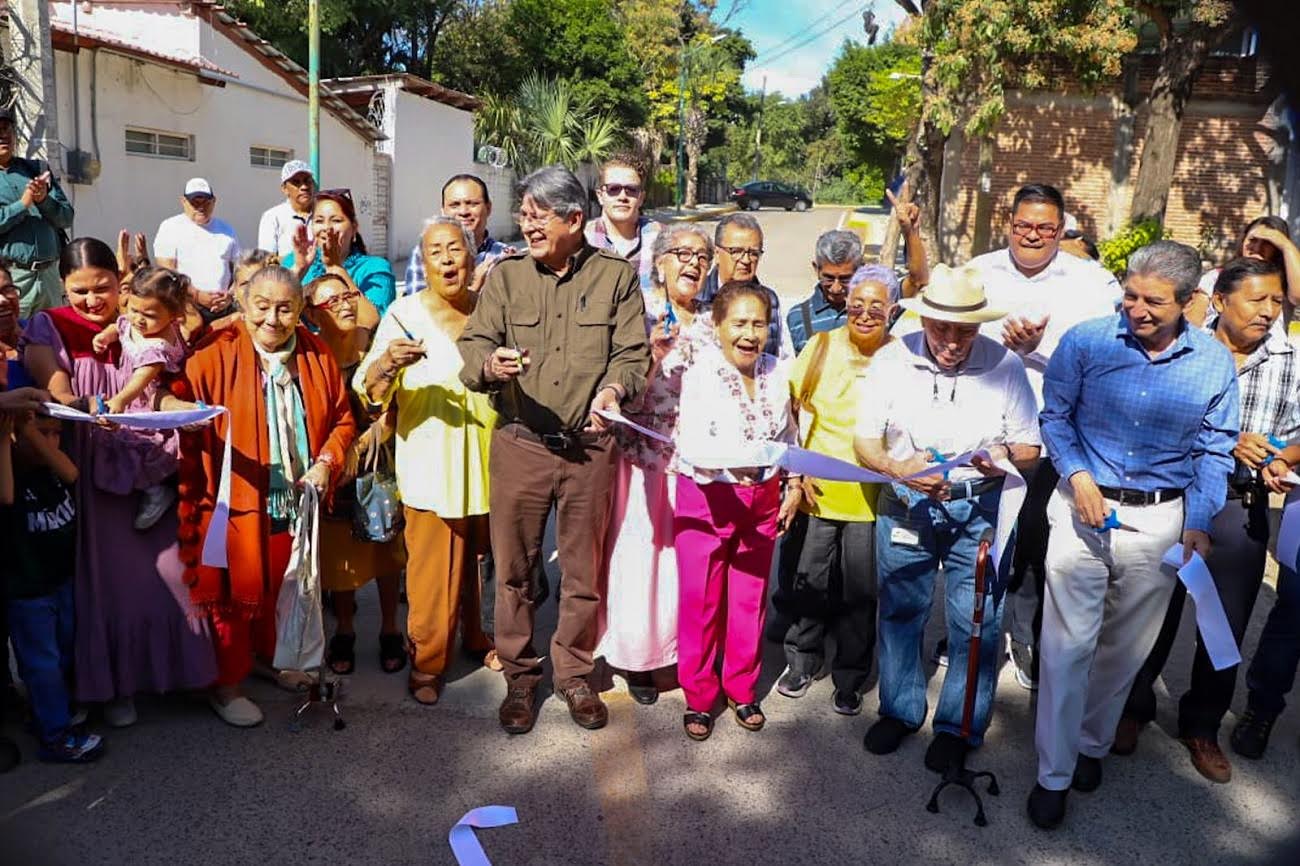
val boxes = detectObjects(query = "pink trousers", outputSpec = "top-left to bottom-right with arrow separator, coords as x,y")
674,475 -> 780,712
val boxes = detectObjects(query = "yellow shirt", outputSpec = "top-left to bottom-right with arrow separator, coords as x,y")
355,293 -> 497,518
789,327 -> 878,522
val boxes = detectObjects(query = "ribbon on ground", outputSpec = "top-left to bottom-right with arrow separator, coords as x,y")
598,411 -> 1026,577
449,805 -> 519,866
43,402 -> 231,568
1161,544 -> 1242,671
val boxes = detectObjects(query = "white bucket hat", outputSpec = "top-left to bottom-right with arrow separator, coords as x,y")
898,263 -> 1006,324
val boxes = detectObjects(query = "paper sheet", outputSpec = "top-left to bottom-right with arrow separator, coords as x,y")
1277,485 -> 1300,576
449,806 -> 519,866
1161,544 -> 1243,671
44,402 -> 232,568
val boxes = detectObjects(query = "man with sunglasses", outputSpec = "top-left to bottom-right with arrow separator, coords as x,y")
257,160 -> 315,257
965,183 -> 1121,692
402,174 -> 514,297
154,178 -> 240,324
585,156 -> 660,291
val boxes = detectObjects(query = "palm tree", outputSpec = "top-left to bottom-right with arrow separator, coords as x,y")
475,74 -> 623,173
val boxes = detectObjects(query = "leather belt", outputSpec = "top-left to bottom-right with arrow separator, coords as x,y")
10,258 -> 57,272
944,477 -> 1003,500
503,422 -> 595,454
1097,486 -> 1184,506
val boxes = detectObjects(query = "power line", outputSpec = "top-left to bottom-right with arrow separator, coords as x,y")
751,6 -> 845,63
756,5 -> 868,70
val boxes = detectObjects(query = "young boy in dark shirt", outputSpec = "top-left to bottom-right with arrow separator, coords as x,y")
0,411 -> 104,763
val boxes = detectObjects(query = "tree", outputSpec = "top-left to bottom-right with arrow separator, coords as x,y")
1127,1 -> 1241,223
429,1 -> 526,98
474,74 -> 623,173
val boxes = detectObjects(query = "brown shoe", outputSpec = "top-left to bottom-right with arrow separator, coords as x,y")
1182,736 -> 1232,783
1111,716 -> 1143,756
408,670 -> 442,706
558,683 -> 609,730
498,682 -> 538,734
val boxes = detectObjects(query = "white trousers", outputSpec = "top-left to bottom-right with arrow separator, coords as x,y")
1035,485 -> 1184,790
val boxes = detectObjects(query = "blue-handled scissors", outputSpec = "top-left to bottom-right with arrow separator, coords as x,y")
1094,509 -> 1140,533
925,447 -> 951,480
664,304 -> 678,328
1261,435 -> 1288,466
94,395 -> 108,415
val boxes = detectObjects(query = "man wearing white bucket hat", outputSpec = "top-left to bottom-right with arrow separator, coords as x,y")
854,264 -> 1041,772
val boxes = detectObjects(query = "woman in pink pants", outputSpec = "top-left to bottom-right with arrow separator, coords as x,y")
673,281 -> 802,740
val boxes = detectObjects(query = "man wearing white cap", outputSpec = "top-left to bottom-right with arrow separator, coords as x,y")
854,264 -> 1041,772
257,160 -> 315,257
153,178 -> 240,321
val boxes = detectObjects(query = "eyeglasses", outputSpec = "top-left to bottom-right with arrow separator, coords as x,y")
664,247 -> 713,266
185,195 -> 214,206
602,183 -> 642,198
847,301 -> 889,319
1012,221 -> 1060,239
719,246 -> 763,262
818,273 -> 854,289
311,288 -> 360,311
514,210 -> 561,229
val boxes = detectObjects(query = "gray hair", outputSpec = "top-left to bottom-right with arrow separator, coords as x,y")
518,165 -> 588,222
649,225 -> 714,289
1126,240 -> 1203,304
421,215 -> 475,252
814,230 -> 864,268
237,248 -> 279,272
243,263 -> 304,301
715,212 -> 763,245
848,264 -> 902,303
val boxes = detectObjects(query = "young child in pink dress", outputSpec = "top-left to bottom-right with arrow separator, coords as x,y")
90,267 -> 190,529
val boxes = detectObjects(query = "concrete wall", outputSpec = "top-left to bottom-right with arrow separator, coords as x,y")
386,88 -> 476,256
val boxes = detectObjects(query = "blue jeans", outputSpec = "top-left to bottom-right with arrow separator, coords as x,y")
8,582 -> 75,742
1246,563 -> 1300,716
875,486 -> 1004,745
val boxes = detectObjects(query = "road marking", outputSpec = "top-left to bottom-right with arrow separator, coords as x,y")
589,691 -> 654,866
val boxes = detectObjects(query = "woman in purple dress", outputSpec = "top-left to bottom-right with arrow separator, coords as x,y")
22,238 -> 216,727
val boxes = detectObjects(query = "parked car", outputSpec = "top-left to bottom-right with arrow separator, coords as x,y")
729,181 -> 813,212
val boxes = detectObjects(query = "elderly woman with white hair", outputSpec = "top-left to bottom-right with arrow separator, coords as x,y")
775,264 -> 901,716
357,216 -> 498,706
597,223 -> 715,704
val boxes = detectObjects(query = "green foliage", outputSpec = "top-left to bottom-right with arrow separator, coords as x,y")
474,75 -> 623,173
816,165 -> 887,205
1098,220 -> 1170,276
825,39 -> 921,158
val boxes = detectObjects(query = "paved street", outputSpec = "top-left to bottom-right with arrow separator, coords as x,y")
3,210 -> 1299,865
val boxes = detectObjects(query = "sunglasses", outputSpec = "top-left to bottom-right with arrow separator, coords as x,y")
1012,221 -> 1060,239
818,274 -> 854,289
284,175 -> 315,188
318,187 -> 354,202
602,183 -> 642,198
847,301 -> 889,319
186,195 -> 214,206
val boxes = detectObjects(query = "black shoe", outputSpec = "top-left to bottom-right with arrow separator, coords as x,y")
924,731 -> 971,773
1230,707 -> 1277,760
863,716 -> 916,755
764,613 -> 792,643
1071,754 -> 1102,792
931,638 -> 949,668
776,666 -> 813,698
1027,784 -> 1068,829
625,671 -> 658,705
832,689 -> 863,716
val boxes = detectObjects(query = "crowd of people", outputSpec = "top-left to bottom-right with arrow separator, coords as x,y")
3,104 -> 1300,830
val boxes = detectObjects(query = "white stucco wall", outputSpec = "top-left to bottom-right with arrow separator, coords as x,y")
386,89 -> 475,256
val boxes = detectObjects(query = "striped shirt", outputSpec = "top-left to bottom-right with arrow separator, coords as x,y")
1210,317 -> 1300,440
402,233 -> 512,297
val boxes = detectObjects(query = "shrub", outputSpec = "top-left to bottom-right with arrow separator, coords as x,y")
1098,219 -> 1168,277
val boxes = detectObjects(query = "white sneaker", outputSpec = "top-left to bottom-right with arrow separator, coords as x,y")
208,694 -> 264,728
104,696 -> 137,728
134,485 -> 177,531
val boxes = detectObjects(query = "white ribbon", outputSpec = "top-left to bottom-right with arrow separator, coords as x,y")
1161,544 -> 1243,671
449,806 -> 519,866
43,402 -> 232,567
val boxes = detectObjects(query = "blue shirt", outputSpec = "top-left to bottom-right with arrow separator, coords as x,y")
786,284 -> 847,355
1040,313 -> 1239,533
284,250 -> 396,319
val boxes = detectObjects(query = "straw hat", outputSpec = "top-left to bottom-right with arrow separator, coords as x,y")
898,263 -> 1006,324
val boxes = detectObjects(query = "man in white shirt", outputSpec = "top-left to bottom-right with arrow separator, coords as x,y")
965,183 -> 1120,691
153,178 -> 240,320
256,160 -> 314,257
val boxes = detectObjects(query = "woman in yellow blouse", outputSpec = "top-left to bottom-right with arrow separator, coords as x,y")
358,217 -> 497,705
777,265 -> 899,716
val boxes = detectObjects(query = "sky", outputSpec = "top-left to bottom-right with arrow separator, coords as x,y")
719,0 -> 908,99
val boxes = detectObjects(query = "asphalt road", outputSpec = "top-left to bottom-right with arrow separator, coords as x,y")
4,208 -> 1299,865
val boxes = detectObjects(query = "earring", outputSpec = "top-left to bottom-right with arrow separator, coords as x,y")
657,270 -> 665,284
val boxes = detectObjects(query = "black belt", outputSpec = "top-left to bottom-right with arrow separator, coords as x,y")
944,477 -> 1003,500
10,259 -> 57,272
502,422 -> 596,454
1097,486 -> 1184,506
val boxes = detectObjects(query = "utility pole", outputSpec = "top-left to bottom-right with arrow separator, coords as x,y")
308,0 -> 321,180
675,42 -> 687,214
7,0 -> 62,171
751,75 -> 766,182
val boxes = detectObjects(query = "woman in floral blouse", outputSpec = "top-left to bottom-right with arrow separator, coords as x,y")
673,281 -> 802,740
597,225 -> 715,705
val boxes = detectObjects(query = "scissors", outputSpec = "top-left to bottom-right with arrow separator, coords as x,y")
925,446 -> 951,481
1094,509 -> 1139,533
664,303 -> 678,328
1261,434 -> 1288,466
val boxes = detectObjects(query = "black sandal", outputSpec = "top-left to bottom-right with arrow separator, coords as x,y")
327,633 -> 356,675
729,700 -> 765,732
379,632 -> 407,674
683,711 -> 713,741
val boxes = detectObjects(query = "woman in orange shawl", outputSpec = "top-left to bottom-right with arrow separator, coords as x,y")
172,264 -> 356,727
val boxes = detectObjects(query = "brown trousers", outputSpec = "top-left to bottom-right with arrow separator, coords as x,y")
489,425 -> 617,689
403,507 -> 492,676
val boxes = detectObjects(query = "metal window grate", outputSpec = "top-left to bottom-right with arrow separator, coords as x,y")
250,145 -> 293,168
125,128 -> 193,160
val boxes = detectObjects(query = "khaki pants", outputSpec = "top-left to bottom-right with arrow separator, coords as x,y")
488,425 -> 617,689
403,507 -> 491,676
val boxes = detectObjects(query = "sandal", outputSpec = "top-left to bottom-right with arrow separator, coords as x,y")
483,649 -> 504,672
683,711 -> 713,741
408,670 -> 442,705
728,700 -> 766,732
327,633 -> 356,676
379,632 -> 407,674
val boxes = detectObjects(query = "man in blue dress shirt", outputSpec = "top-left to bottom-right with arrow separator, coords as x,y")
1028,240 -> 1239,829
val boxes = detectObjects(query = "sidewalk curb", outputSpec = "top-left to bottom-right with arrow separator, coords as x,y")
650,204 -> 738,223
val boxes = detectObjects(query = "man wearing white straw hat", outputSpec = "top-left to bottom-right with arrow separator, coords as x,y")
854,264 -> 1041,772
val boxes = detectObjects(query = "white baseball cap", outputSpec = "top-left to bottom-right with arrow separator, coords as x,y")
184,177 -> 214,197
280,160 -> 314,183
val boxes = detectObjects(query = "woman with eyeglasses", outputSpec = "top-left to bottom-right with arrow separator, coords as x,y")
596,225 -> 715,705
302,273 -> 407,678
585,156 -> 660,291
284,189 -> 395,337
774,265 -> 899,717
357,217 -> 497,706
